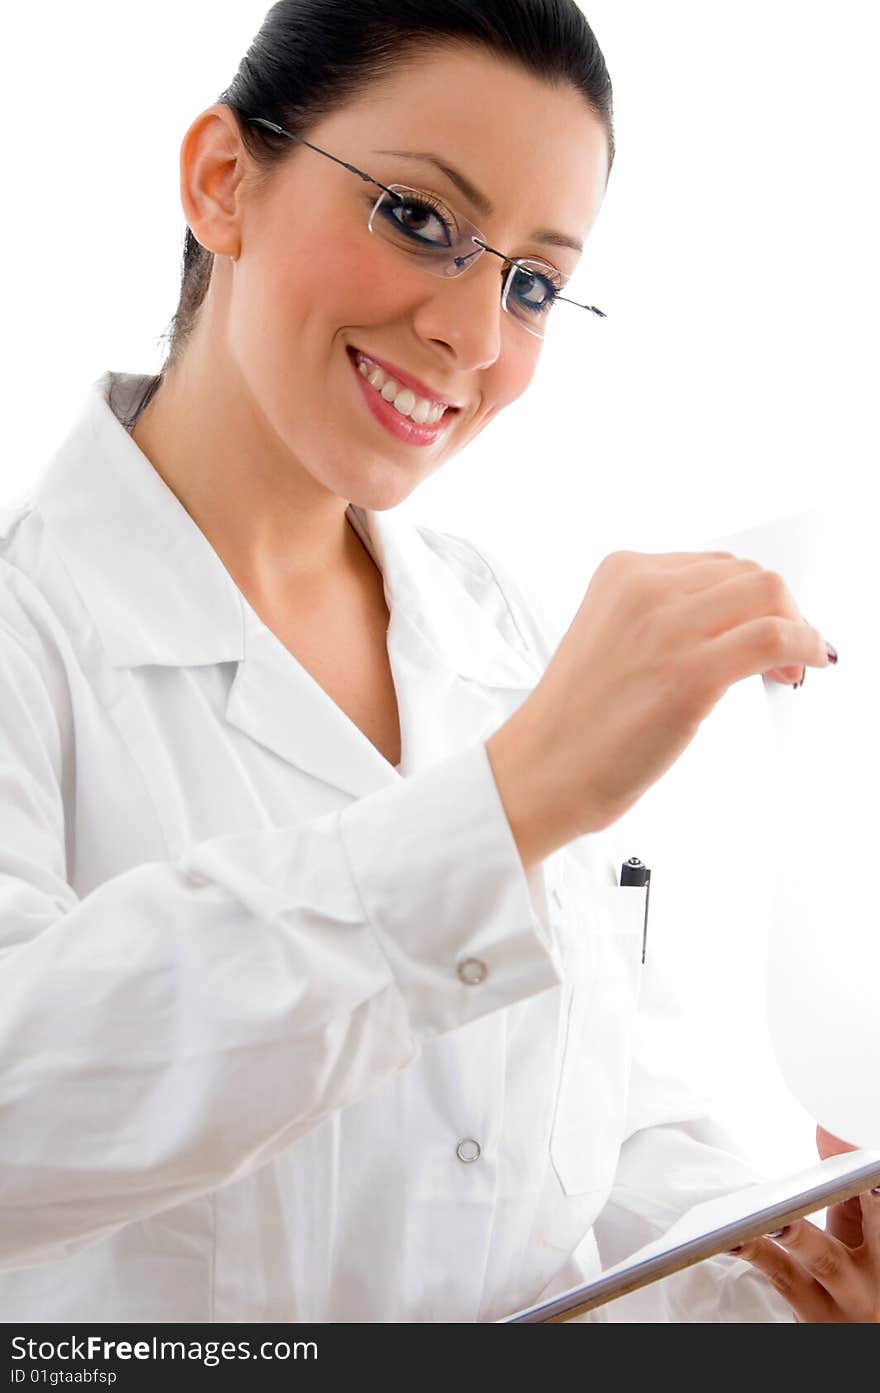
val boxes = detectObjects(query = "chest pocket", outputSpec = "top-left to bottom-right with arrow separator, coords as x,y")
548,857 -> 647,1198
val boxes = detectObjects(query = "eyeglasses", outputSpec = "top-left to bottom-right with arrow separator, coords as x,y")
245,116 -> 606,340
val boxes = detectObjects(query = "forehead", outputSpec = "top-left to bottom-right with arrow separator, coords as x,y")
312,43 -> 609,252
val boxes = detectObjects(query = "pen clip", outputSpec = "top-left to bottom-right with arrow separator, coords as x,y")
620,856 -> 651,964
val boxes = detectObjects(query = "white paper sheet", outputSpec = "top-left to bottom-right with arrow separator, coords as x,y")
705,505 -> 879,1146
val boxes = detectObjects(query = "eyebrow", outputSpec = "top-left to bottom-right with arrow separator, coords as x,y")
373,148 -> 584,256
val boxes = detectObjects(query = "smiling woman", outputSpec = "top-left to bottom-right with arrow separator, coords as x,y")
153,0 -> 613,389
125,9 -> 611,535
0,0 -> 869,1332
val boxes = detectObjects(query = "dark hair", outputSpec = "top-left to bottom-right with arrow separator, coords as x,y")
133,0 -> 613,423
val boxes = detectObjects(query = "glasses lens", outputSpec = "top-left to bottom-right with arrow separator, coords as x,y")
502,259 -> 566,339
366,186 -> 597,335
368,186 -> 482,277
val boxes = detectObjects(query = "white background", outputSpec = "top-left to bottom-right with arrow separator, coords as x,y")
2,3 -> 877,1176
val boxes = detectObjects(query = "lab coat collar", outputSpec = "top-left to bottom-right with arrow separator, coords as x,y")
32,371 -> 539,795
34,371 -> 245,669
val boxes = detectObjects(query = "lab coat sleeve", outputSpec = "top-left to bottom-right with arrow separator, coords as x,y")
0,606 -> 561,1270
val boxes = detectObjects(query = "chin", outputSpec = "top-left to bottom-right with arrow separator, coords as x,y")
346,478 -> 421,513
337,455 -> 434,513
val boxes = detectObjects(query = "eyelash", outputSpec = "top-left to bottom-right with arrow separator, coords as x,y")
364,188 -> 565,289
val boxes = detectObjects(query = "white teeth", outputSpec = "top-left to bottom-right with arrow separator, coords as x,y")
354,352 -> 449,426
392,389 -> 416,417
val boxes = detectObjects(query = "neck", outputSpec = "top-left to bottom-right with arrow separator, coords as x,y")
130,336 -> 370,612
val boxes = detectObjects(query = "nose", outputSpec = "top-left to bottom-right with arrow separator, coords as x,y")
410,252 -> 506,370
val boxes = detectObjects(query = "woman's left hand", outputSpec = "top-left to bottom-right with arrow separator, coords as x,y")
728,1126 -> 879,1322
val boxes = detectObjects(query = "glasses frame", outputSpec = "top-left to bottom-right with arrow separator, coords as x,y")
244,116 -> 606,338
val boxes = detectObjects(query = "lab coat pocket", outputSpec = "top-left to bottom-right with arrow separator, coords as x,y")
549,883 -> 646,1197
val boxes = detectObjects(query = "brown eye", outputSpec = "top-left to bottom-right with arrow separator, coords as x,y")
398,203 -> 435,234
381,193 -> 456,249
508,265 -> 559,314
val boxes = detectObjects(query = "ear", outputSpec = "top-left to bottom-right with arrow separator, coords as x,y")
179,104 -> 249,260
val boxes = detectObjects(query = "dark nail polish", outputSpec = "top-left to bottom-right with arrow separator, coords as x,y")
871,1186 -> 880,1196
825,641 -> 838,664
726,1246 -> 743,1254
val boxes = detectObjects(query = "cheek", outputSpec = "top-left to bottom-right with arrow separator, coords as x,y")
486,341 -> 540,412
261,228 -> 414,328
454,346 -> 538,452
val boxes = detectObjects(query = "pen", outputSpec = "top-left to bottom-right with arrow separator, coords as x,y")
620,856 -> 651,963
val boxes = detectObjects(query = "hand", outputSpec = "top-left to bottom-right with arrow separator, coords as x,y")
817,1125 -> 865,1249
727,1127 -> 879,1322
487,550 -> 832,868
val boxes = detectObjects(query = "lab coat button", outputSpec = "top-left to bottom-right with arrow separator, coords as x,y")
457,957 -> 488,986
456,1138 -> 481,1163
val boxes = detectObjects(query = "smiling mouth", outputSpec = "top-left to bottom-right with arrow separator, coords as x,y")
347,347 -> 459,425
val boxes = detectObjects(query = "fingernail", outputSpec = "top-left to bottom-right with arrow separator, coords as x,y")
726,1246 -> 743,1254
825,641 -> 838,664
766,1227 -> 790,1239
871,1186 -> 880,1196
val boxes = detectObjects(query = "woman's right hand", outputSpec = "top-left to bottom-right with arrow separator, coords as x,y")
486,549 -> 834,869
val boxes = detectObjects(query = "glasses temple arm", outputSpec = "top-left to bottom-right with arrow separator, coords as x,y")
245,117 -> 397,198
557,293 -> 607,317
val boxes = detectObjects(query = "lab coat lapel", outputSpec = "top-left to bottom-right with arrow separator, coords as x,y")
361,505 -> 543,769
366,505 -> 543,691
223,600 -> 399,799
222,505 -> 542,798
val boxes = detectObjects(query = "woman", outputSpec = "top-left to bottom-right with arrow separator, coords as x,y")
0,0 -> 873,1324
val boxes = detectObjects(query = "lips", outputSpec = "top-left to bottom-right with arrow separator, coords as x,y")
349,344 -> 456,442
346,346 -> 461,411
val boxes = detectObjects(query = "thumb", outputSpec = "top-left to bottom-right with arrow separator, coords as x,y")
816,1124 -> 863,1248
816,1124 -> 857,1160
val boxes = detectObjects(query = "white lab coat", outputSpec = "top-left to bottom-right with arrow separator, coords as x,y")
0,370 -> 794,1323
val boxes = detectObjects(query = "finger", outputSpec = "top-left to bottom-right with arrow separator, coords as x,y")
771,617 -> 824,687
815,1127 -> 864,1245
629,550 -> 742,566
631,555 -> 758,594
727,1234 -> 835,1323
648,556 -> 822,686
702,613 -> 829,697
686,566 -> 807,638
826,1195 -> 865,1249
762,666 -> 806,687
677,567 -> 827,686
859,1185 -> 880,1258
770,1220 -> 857,1305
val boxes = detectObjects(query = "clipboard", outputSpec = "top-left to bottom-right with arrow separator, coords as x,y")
501,1148 -> 880,1322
